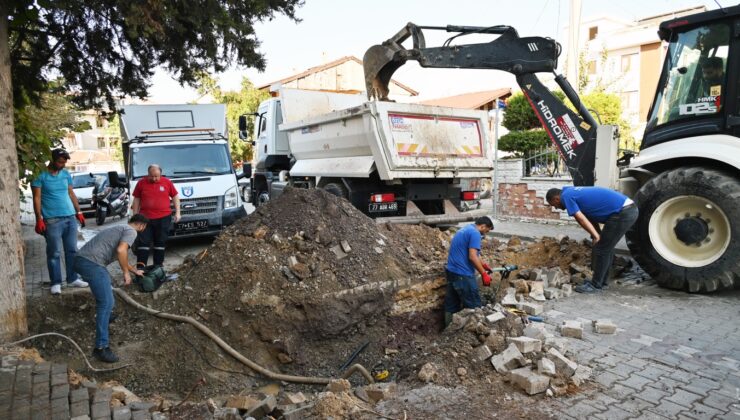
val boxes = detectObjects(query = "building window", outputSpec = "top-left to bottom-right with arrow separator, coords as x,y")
587,61 -> 597,75
589,26 -> 598,41
97,137 -> 106,149
108,136 -> 120,150
621,53 -> 638,73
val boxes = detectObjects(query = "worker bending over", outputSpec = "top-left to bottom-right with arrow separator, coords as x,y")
546,186 -> 638,293
444,216 -> 494,326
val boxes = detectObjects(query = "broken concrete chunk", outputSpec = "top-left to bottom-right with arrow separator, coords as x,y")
417,363 -> 439,383
543,288 -> 561,300
537,358 -> 556,376
485,312 -> 505,324
280,392 -> 307,406
560,283 -> 573,297
490,343 -> 525,373
547,348 -> 578,378
512,279 -> 529,294
544,336 -> 570,354
523,323 -> 552,341
374,247 -> 384,254
213,407 -> 241,420
510,367 -> 550,395
446,313 -> 470,332
560,320 -> 583,339
340,240 -> 352,253
528,281 -> 546,302
246,395 -> 277,418
473,345 -> 493,362
364,382 -> 397,403
329,245 -> 347,260
225,395 -> 259,410
516,302 -> 543,316
571,365 -> 592,387
325,379 -> 351,393
592,319 -> 617,334
501,287 -> 518,306
506,337 -> 542,353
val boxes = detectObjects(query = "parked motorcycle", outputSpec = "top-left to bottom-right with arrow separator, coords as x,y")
92,173 -> 129,225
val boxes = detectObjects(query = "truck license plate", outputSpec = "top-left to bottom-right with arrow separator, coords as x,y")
369,202 -> 398,213
175,220 -> 209,231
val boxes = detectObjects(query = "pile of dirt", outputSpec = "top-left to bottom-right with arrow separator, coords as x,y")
25,187 -> 599,414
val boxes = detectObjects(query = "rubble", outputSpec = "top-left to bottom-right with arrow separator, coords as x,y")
592,319 -> 617,334
561,283 -> 573,297
474,345 -> 494,362
528,281 -> 546,301
491,343 -> 526,373
571,365 -> 593,387
485,312 -> 506,324
326,379 -> 351,393
246,395 -> 277,418
516,302 -> 543,316
501,287 -> 518,306
523,323 -> 552,341
510,367 -> 550,395
543,288 -> 560,300
537,358 -> 556,376
364,382 -> 397,402
560,320 -> 584,339
225,395 -> 259,411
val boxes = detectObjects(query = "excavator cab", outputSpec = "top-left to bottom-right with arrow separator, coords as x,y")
644,19 -> 733,147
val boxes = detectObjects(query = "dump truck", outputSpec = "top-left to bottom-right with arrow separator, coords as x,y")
119,104 -> 247,238
363,10 -> 740,292
239,88 -> 493,224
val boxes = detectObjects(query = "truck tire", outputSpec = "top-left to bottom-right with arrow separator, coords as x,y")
322,182 -> 347,200
625,166 -> 740,292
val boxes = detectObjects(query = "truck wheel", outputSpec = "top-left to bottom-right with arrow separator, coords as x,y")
626,166 -> 740,292
322,182 -> 347,200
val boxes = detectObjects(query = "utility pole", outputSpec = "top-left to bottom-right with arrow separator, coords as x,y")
565,0 -> 583,88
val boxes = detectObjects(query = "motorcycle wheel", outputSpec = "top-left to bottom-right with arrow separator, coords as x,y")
96,207 -> 107,226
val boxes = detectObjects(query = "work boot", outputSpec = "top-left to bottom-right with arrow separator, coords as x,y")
92,347 -> 119,363
574,281 -> 600,294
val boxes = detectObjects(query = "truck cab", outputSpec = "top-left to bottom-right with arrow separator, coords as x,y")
120,104 -> 247,238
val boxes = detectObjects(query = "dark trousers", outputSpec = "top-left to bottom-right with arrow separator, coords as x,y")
443,269 -> 482,314
136,215 -> 171,266
591,205 -> 639,288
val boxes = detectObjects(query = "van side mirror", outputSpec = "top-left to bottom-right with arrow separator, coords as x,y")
108,171 -> 127,188
242,162 -> 252,178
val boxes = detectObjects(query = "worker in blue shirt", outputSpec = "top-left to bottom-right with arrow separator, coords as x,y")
31,149 -> 89,295
546,186 -> 638,293
444,216 -> 494,326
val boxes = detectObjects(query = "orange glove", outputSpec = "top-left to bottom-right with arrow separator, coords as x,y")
35,219 -> 47,235
76,212 -> 86,227
482,272 -> 492,286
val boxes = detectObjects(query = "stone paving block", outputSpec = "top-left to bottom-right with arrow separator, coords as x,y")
131,411 -> 151,420
93,388 -> 113,403
2,355 -> 19,367
50,372 -> 68,387
617,373 -> 653,391
615,396 -> 657,415
605,363 -> 639,379
594,370 -> 622,387
547,348 -> 577,378
634,386 -> 671,405
683,402 -> 725,419
593,405 -> 632,420
473,344 -> 493,362
516,301 -> 543,315
537,358 -> 556,376
0,367 -> 15,392
648,376 -> 684,393
506,336 -> 542,353
32,381 -> 49,398
593,319 -> 617,334
70,387 -> 90,404
646,399 -> 689,418
605,383 -> 638,400
13,405 -> 31,419
70,400 -> 90,418
52,397 -> 71,419
563,400 -> 602,419
33,361 -> 51,374
51,363 -> 67,375
664,388 -> 702,408
560,320 -> 583,339
51,383 -> 70,400
702,392 -> 738,412
679,377 -> 721,396
91,400 -> 111,419
490,343 -> 525,374
112,406 -> 132,420
510,367 -> 550,395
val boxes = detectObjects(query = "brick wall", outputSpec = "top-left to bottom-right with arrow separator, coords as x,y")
495,159 -> 572,221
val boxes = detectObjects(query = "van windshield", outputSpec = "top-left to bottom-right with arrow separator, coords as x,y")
131,143 -> 232,179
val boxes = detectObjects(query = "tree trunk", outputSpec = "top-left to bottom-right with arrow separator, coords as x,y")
0,5 -> 29,340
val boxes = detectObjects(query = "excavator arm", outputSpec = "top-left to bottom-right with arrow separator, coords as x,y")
364,23 -> 598,186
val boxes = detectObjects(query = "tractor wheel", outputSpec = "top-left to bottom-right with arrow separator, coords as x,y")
626,166 -> 740,292
322,182 -> 348,200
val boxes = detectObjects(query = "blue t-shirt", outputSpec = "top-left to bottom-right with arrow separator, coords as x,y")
31,170 -> 76,219
446,224 -> 482,277
561,186 -> 628,223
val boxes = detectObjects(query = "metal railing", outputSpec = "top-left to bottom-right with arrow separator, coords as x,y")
524,146 -> 569,177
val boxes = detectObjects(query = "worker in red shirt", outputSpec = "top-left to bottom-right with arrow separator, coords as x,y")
132,164 -> 181,267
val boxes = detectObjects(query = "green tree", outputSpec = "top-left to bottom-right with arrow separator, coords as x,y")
103,114 -> 123,165
498,130 -> 550,157
195,74 -> 268,164
1,0 -> 301,339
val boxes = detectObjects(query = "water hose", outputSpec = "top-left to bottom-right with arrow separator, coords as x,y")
112,288 -> 374,385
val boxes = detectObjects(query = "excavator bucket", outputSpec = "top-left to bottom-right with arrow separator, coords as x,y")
363,44 -> 406,101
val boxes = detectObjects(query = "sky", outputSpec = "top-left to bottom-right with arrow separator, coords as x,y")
146,0 -> 721,104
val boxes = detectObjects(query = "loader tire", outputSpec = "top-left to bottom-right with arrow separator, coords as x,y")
625,166 -> 740,292
322,182 -> 347,200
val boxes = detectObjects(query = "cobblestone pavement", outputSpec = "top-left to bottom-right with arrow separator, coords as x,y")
543,278 -> 740,420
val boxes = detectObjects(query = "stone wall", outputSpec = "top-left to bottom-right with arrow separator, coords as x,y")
495,159 -> 572,221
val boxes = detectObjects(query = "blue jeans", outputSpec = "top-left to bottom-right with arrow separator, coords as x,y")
444,269 -> 482,313
45,216 -> 79,285
73,257 -> 114,349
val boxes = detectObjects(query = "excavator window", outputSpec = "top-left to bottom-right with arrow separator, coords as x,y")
648,23 -> 730,127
